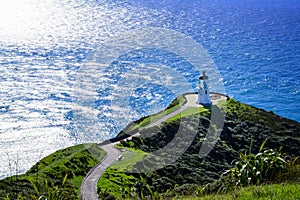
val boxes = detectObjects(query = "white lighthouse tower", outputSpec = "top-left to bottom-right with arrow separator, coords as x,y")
198,71 -> 212,105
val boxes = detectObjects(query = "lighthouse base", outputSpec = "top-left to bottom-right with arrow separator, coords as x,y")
198,93 -> 212,106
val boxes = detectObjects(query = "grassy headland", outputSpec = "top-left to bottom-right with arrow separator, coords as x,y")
0,94 -> 299,199
98,95 -> 300,199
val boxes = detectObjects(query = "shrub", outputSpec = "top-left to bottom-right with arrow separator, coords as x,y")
220,139 -> 291,191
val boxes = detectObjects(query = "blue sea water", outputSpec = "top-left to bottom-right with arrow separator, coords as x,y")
0,0 -> 299,179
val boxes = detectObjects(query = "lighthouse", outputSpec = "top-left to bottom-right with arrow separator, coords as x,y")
198,71 -> 212,105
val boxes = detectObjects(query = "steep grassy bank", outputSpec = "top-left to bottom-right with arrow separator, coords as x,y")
0,143 -> 105,199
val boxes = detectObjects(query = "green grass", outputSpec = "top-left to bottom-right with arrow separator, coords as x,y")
112,146 -> 147,170
166,106 -> 209,123
179,183 -> 300,200
131,104 -> 181,130
216,99 -> 227,111
2,93 -> 300,200
98,168 -> 139,199
0,143 -> 105,199
225,98 -> 299,132
100,95 -> 300,199
33,143 -> 105,189
220,139 -> 293,190
98,147 -> 148,199
126,95 -> 186,132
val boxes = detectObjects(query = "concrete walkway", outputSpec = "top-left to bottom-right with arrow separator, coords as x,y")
80,93 -> 226,200
146,93 -> 226,128
80,144 -> 120,200
144,105 -> 188,128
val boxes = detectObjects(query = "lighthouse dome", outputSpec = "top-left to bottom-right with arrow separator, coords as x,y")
199,71 -> 208,80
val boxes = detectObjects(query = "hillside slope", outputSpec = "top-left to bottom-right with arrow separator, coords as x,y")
0,144 -> 105,199
0,94 -> 299,199
98,95 -> 300,198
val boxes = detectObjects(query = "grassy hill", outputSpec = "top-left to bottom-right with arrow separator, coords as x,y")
98,95 -> 300,199
0,94 -> 299,199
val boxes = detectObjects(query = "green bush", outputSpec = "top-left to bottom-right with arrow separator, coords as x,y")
220,139 -> 293,191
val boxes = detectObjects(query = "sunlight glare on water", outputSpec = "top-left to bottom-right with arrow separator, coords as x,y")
0,0 -> 62,45
0,0 -> 156,47
0,0 -> 159,179
0,0 -> 299,180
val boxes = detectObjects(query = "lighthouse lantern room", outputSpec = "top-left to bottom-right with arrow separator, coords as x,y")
198,71 -> 212,105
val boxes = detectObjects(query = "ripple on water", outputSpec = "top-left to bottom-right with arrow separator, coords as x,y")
1,0 -> 300,179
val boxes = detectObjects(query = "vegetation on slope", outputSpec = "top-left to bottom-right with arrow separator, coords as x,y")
0,143 -> 105,199
98,96 -> 300,199
0,94 -> 299,199
98,147 -> 147,199
179,183 -> 300,200
119,94 -> 187,134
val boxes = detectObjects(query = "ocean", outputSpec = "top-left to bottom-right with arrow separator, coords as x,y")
0,0 -> 299,179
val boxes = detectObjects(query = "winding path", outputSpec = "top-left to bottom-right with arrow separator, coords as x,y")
80,144 -> 120,200
80,93 -> 226,200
